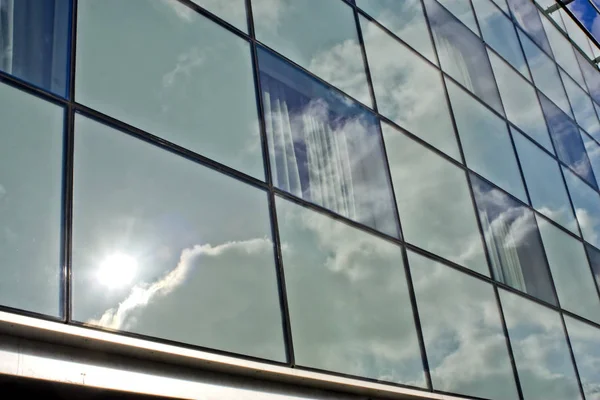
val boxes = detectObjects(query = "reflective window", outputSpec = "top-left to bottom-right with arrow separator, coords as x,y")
383,122 -> 488,276
257,48 -> 398,237
519,29 -> 573,117
276,197 -> 426,386
72,115 -> 286,362
500,290 -> 583,400
356,0 -> 436,63
409,252 -> 519,400
564,167 -> 600,249
582,131 -> 600,188
488,51 -> 553,152
586,244 -> 600,294
0,0 -> 70,97
0,83 -> 63,317
446,79 -> 526,201
561,70 -> 600,140
541,16 -> 586,88
539,94 -> 598,188
424,0 -> 504,115
76,0 -> 264,179
565,316 -> 600,400
472,174 -> 557,304
472,0 -> 529,79
360,17 -> 459,159
575,50 -> 600,105
513,129 -> 579,234
252,0 -> 371,106
191,0 -> 247,31
491,0 -> 509,13
537,217 -> 600,323
506,0 -> 553,55
436,0 -> 479,34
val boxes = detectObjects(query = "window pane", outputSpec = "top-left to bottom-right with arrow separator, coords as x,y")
513,129 -> 579,234
361,17 -> 459,159
252,0 -> 371,106
72,115 -> 285,362
436,0 -> 479,34
76,0 -> 263,179
565,316 -> 600,400
564,167 -> 600,248
0,0 -> 70,97
542,16 -> 586,88
472,174 -> 557,304
586,244 -> 600,294
276,197 -> 426,386
191,0 -> 247,31
383,122 -> 488,276
583,131 -> 600,188
447,79 -> 527,201
537,217 -> 600,323
425,0 -> 504,115
506,0 -> 553,55
409,251 -> 519,400
0,83 -> 63,317
472,0 -> 530,79
488,50 -> 554,152
519,29 -> 573,117
257,48 -> 399,237
356,0 -> 436,63
575,50 -> 600,105
500,289 -> 583,400
561,69 -> 600,140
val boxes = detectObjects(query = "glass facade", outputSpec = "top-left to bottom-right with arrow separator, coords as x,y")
5,1 -> 600,399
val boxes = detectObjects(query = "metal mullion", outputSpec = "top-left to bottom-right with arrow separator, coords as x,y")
173,0 -> 250,41
468,0 -> 484,38
558,311 -> 587,400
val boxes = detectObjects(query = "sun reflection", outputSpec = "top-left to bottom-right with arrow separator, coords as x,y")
97,253 -> 138,289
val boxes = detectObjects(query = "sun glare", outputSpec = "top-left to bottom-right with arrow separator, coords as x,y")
97,253 -> 138,289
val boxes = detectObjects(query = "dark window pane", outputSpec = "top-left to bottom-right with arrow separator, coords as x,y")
564,167 -> 600,248
586,244 -> 600,294
190,0 -> 247,32
424,0 -> 504,115
0,82 -> 63,317
506,0 -> 553,55
72,115 -> 286,361
409,252 -> 519,400
0,0 -> 70,96
437,0 -> 479,34
471,174 -> 557,305
257,47 -> 399,237
565,316 -> 600,400
575,50 -> 600,105
276,197 -> 426,386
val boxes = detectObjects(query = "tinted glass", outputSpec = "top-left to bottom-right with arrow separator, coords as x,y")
257,48 -> 399,237
383,122 -> 488,276
252,0 -> 371,106
76,0 -> 264,179
564,167 -> 600,248
576,50 -> 600,105
356,0 -> 436,63
0,83 -> 63,317
0,0 -> 70,97
436,0 -> 479,34
447,79 -> 526,201
500,290 -> 583,400
472,0 -> 529,79
506,0 -> 553,55
472,174 -> 557,304
191,0 -> 247,31
542,16 -> 586,87
561,70 -> 600,140
513,130 -> 579,233
489,51 -> 554,152
409,252 -> 519,400
276,197 -> 426,386
72,115 -> 285,362
361,17 -> 459,159
582,131 -> 600,187
425,0 -> 504,115
537,217 -> 600,323
565,316 -> 600,400
586,244 -> 600,294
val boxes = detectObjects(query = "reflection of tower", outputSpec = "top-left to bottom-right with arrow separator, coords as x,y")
480,209 -> 527,292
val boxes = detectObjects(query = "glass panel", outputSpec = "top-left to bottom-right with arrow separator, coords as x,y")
356,0 -> 436,63
519,29 -> 573,117
575,50 -> 600,105
537,217 -> 600,323
562,7 -> 595,59
436,0 -> 479,34
76,0 -> 264,179
446,79 -> 527,201
276,197 -> 426,386
488,50 -> 554,152
383,122 -> 489,275
564,167 -> 600,248
191,0 -> 247,31
257,48 -> 399,237
565,316 -> 600,400
539,94 -> 598,188
409,251 -> 519,400
582,131 -> 600,187
72,115 -> 286,362
0,83 -> 63,317
500,289 -> 583,400
506,0 -> 553,55
471,174 -> 557,304
586,244 -> 600,294
0,0 -> 70,97
360,17 -> 459,159
513,129 -> 579,234
472,0 -> 530,79
252,0 -> 371,106
491,0 -> 509,14
424,0 -> 504,115
561,69 -> 600,140
542,16 -> 587,87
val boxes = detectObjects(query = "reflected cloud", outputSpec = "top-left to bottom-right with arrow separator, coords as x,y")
162,47 -> 205,89
159,0 -> 195,22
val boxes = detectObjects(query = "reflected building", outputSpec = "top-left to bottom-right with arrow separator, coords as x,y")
2,0 -> 600,399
